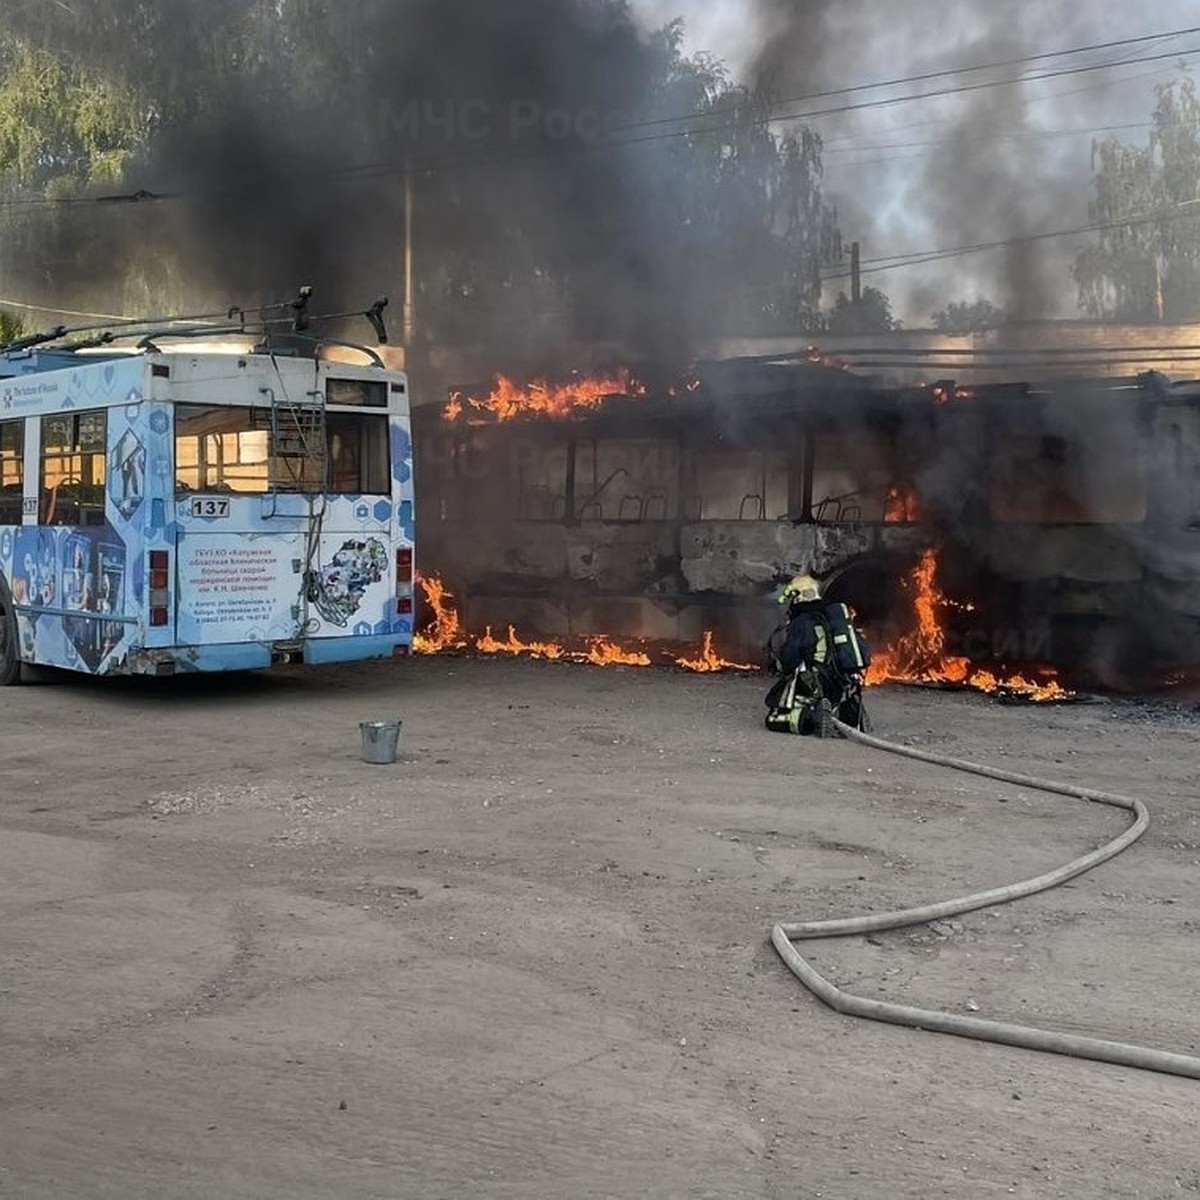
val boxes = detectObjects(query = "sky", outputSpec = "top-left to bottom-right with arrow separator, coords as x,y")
631,0 -> 1200,326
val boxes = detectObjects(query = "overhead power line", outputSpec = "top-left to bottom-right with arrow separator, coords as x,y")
626,23 -> 1200,133
0,297 -> 133,321
819,199 -> 1200,283
764,42 -> 1199,127
0,24 -> 1196,212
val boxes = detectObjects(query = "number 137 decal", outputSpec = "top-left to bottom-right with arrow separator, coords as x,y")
190,497 -> 231,519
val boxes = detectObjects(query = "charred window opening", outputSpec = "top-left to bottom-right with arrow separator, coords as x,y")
990,415 -> 1147,525
512,436 -> 569,520
0,418 -> 23,524
689,448 -> 787,521
810,430 -> 897,523
576,440 -> 678,521
41,411 -> 107,526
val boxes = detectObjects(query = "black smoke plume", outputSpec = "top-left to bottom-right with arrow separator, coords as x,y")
2,0 -> 831,362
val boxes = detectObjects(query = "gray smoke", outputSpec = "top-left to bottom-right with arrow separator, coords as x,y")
737,0 -> 1192,324
1,0 -> 822,364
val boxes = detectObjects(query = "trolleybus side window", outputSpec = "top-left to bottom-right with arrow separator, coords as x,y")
41,411 -> 107,526
0,418 -> 22,524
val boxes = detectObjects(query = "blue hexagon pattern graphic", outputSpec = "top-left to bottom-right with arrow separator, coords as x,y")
390,426 -> 412,485
373,499 -> 391,523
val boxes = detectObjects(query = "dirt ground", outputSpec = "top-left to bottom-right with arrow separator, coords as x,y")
1,657 -> 1199,1199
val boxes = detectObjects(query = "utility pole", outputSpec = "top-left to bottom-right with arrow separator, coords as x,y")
850,241 -> 862,305
403,159 -> 416,347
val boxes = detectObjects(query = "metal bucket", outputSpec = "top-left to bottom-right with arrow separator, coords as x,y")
360,720 -> 402,765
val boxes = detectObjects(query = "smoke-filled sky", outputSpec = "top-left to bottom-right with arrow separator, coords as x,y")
635,0 -> 1200,323
2,0 -> 1197,340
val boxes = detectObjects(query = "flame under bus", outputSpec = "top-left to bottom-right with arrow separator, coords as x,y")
0,347 -> 415,681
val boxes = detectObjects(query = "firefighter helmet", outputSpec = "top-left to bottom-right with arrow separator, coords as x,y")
780,573 -> 822,605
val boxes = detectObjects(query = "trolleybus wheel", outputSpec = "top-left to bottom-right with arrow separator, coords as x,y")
0,578 -> 20,687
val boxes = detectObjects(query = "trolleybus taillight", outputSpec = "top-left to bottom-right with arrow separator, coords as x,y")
149,550 -> 170,627
395,547 -> 414,614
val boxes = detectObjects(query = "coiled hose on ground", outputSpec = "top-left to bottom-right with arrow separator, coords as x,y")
771,717 -> 1200,1080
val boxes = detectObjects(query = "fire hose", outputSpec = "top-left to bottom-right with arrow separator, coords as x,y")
771,717 -> 1200,1080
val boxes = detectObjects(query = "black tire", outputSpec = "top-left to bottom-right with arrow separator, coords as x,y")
0,577 -> 21,687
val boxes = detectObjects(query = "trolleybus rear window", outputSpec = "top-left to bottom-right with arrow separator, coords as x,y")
328,413 -> 389,494
326,378 -> 388,408
175,405 -> 391,495
175,406 -> 271,493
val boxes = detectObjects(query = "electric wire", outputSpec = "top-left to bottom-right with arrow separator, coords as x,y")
0,27 -> 1196,211
624,24 -> 1200,134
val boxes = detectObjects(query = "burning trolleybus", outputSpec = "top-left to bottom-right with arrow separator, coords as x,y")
0,338 -> 416,684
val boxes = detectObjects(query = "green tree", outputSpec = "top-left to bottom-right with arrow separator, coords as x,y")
931,298 -> 1002,333
0,28 -> 157,310
824,285 -> 899,335
1074,76 -> 1200,322
0,3 -> 843,344
0,308 -> 24,343
0,35 -> 148,193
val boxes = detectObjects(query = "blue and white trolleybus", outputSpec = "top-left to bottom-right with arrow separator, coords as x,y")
0,334 -> 415,683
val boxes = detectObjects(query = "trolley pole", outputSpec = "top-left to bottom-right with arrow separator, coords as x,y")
403,160 -> 416,348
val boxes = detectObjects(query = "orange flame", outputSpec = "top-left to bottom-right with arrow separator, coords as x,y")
804,345 -> 855,372
674,631 -> 759,673
413,576 -> 468,653
476,626 -> 568,660
443,369 -> 648,423
583,637 -> 652,667
866,549 -> 1069,701
413,576 -> 753,672
883,486 -> 922,524
932,383 -> 976,405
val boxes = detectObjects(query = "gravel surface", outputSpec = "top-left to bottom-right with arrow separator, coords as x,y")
2,658 -> 1198,1198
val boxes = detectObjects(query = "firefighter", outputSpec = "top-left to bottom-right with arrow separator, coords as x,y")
764,573 -> 871,736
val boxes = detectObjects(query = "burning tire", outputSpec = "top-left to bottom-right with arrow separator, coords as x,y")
0,577 -> 20,687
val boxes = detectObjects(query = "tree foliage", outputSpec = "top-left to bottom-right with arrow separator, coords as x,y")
931,298 -> 1002,334
822,285 -> 899,335
0,34 -> 149,193
0,2 -> 843,346
0,308 -> 24,343
1074,76 -> 1200,322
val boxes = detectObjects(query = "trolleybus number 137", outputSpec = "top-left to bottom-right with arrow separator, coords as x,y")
190,497 -> 231,519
